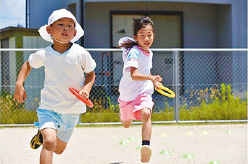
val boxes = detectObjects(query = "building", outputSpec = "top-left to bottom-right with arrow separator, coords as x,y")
27,0 -> 247,49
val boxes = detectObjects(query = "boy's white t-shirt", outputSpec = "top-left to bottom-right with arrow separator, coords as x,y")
28,43 -> 96,114
119,45 -> 154,101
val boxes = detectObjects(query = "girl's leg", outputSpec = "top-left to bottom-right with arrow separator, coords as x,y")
141,108 -> 152,163
120,119 -> 132,128
141,108 -> 152,141
40,128 -> 57,164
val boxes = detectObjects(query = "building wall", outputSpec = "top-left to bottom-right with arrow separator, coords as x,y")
28,0 -> 247,48
182,3 -> 217,48
29,0 -> 65,28
84,2 -> 233,48
238,0 -> 247,48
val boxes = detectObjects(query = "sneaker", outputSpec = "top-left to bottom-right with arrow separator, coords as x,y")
30,130 -> 43,149
140,145 -> 152,163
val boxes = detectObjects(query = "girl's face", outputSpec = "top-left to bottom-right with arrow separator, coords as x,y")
134,24 -> 154,52
47,18 -> 76,43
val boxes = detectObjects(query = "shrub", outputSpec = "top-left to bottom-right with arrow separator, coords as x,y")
179,83 -> 247,120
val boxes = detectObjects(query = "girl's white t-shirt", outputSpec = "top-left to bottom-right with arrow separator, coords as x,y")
119,45 -> 154,101
28,43 -> 96,114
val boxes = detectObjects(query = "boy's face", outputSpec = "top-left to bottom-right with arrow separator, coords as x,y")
46,18 -> 76,43
134,24 -> 154,51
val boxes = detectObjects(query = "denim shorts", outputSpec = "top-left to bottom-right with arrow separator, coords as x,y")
36,109 -> 80,143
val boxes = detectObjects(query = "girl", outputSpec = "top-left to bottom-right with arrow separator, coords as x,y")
13,9 -> 96,164
118,17 -> 162,163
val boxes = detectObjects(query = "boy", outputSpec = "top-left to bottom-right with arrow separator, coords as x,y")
13,9 -> 96,164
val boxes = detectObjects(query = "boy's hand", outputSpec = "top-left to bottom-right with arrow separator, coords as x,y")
79,90 -> 89,99
13,83 -> 27,103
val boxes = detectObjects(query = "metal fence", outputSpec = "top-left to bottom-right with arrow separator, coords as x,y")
0,48 -> 247,126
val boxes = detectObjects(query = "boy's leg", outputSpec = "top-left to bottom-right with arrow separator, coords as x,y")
54,137 -> 67,154
40,128 -> 57,164
140,108 -> 152,163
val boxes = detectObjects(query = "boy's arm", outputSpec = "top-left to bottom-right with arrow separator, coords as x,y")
79,71 -> 96,99
13,61 -> 32,103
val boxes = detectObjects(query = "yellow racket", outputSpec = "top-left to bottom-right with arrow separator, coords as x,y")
155,85 -> 175,98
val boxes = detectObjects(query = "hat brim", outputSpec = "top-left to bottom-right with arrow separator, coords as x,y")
38,23 -> 84,43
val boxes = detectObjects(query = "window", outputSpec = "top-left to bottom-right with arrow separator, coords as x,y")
111,11 -> 183,48
112,14 -> 143,47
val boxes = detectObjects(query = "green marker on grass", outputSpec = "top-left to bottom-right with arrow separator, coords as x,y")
182,153 -> 195,159
208,160 -> 220,164
160,149 -> 172,155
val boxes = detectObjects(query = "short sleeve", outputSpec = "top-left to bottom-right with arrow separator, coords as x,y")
81,51 -> 96,73
28,49 -> 45,68
123,48 -> 139,71
150,52 -> 153,69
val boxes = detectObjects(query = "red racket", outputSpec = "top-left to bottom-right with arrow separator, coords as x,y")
69,87 -> 94,107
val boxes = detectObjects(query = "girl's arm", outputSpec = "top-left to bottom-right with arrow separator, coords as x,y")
79,71 -> 96,99
130,67 -> 162,88
13,61 -> 32,103
130,67 -> 162,82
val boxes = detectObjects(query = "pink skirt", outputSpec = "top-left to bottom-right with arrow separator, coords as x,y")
118,93 -> 154,121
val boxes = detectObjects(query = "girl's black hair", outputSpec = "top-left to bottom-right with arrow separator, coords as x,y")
119,16 -> 154,49
132,16 -> 154,36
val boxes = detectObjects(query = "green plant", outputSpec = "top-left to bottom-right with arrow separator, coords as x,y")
1,83 -> 246,124
107,96 -> 119,112
152,107 -> 174,121
179,83 -> 247,120
1,94 -> 37,124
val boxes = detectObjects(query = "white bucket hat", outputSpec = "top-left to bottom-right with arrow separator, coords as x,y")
38,8 -> 84,43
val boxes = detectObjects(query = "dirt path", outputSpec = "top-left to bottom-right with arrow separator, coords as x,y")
0,124 -> 247,164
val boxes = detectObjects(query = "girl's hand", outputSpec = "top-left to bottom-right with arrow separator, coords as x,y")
149,75 -> 162,83
13,83 -> 27,103
79,90 -> 90,99
154,82 -> 163,90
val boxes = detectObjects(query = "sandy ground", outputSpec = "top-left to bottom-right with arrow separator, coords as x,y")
0,124 -> 247,164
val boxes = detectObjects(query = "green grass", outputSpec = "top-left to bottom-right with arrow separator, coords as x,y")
0,94 -> 37,124
1,83 -> 247,124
